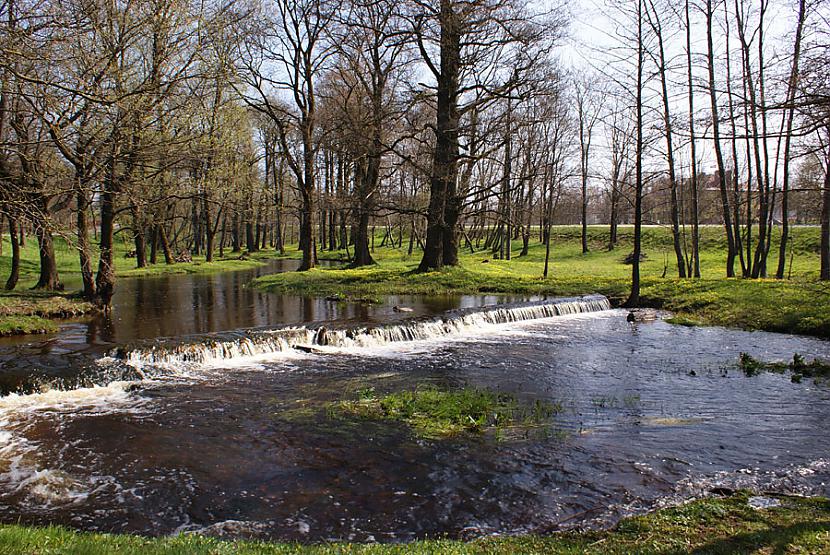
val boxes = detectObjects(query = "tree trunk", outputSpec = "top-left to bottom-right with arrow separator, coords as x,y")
776,0 -> 806,279
133,229 -> 147,268
245,221 -> 256,253
685,0 -> 700,277
232,211 -> 241,253
150,225 -> 158,265
77,188 -> 96,300
418,0 -> 460,272
5,216 -> 19,290
626,0 -> 644,308
298,120 -> 318,271
821,147 -> 830,281
609,183 -> 619,250
352,209 -> 374,267
159,224 -> 174,264
706,0 -> 736,277
32,206 -> 62,291
650,6 -> 686,278
96,178 -> 117,308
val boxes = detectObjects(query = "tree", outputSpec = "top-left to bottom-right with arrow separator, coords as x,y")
705,0 -> 737,278
775,0 -> 807,279
329,0 -> 410,267
236,0 -> 335,271
626,0 -> 645,308
574,75 -> 602,255
412,0 -> 555,271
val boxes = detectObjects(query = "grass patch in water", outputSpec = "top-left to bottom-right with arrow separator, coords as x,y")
0,293 -> 94,336
1,492 -> 829,553
0,315 -> 57,336
329,386 -> 561,439
117,256 -> 266,278
739,352 -> 830,383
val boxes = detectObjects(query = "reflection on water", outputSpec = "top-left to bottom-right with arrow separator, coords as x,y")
0,258 -> 533,351
0,258 -> 532,389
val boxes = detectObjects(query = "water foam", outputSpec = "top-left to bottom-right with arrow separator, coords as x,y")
0,295 -> 612,509
0,381 -> 144,508
121,295 -> 612,368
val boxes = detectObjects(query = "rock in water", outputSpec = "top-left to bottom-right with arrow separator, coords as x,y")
626,309 -> 660,323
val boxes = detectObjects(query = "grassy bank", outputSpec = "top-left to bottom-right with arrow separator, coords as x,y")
254,226 -> 830,338
0,292 -> 95,336
117,256 -> 266,278
0,492 -> 827,554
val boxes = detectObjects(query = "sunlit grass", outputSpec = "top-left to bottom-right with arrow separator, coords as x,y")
330,386 -> 561,439
254,225 -> 830,338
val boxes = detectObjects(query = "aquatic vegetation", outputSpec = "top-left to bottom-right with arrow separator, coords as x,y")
0,293 -> 95,336
738,352 -> 830,382
330,386 -> 562,439
591,395 -> 619,408
622,394 -> 641,407
0,315 -> 57,336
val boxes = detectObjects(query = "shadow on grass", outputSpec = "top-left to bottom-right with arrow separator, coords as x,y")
689,519 -> 830,555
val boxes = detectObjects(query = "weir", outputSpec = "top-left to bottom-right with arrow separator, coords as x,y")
120,295 -> 611,369
0,295 -> 610,398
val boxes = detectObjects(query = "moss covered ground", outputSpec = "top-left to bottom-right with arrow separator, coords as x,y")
329,386 -> 561,439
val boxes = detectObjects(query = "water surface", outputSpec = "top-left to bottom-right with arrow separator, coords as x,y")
0,260 -> 828,542
1,306 -> 828,541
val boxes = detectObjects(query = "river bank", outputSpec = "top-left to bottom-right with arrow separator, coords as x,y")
253,226 -> 830,339
1,226 -> 826,338
1,492 -> 827,554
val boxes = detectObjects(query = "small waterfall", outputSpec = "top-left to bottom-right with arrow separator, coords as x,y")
119,295 -> 611,368
119,328 -> 316,367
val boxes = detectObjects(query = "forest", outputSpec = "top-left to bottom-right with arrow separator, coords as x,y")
0,0 -> 828,312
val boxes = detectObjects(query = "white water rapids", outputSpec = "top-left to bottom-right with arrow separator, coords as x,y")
121,295 -> 612,368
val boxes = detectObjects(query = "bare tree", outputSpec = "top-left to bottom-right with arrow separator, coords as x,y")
236,0 -> 335,271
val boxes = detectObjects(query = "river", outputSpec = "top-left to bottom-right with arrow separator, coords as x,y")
0,259 -> 828,542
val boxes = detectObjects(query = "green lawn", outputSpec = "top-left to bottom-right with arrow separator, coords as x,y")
0,233 -> 271,290
254,225 -> 830,338
0,492 -> 827,554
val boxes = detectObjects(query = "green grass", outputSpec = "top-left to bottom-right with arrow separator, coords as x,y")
0,292 -> 95,336
0,315 -> 57,336
0,233 -> 272,288
118,256 -> 265,278
0,492 -> 828,553
329,386 -> 560,439
253,225 -> 830,338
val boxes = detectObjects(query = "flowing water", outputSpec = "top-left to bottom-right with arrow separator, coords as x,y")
1,259 -> 829,542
